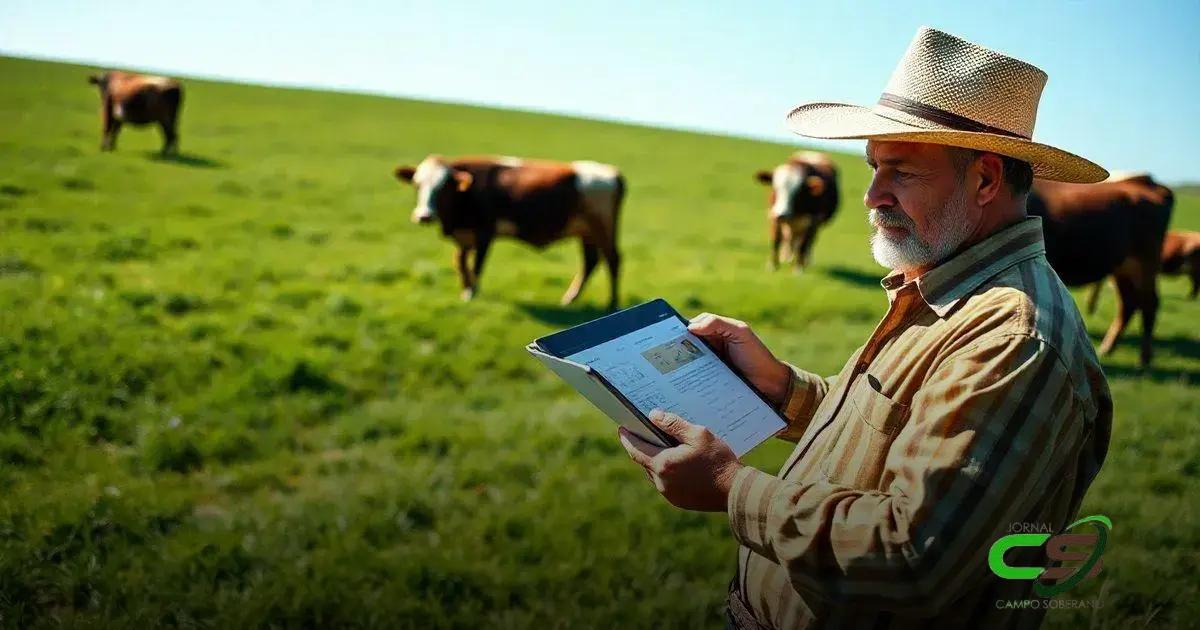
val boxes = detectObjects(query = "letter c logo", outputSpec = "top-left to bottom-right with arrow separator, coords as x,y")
989,533 -> 1050,580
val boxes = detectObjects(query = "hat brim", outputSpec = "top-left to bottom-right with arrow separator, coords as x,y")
786,102 -> 1108,184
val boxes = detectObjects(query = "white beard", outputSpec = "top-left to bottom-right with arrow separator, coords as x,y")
870,186 -> 974,273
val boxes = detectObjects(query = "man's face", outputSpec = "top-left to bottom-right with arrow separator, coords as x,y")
863,140 -> 981,274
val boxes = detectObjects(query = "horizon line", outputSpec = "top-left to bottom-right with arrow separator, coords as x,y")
4,49 -> 1198,187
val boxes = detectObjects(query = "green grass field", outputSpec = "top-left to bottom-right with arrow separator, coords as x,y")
1,55 -> 1198,628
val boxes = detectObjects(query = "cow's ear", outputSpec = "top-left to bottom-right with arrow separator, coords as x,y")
755,170 -> 773,185
805,176 -> 825,196
453,170 -> 473,192
394,166 -> 416,183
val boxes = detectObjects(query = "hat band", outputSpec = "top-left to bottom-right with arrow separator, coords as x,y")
877,93 -> 1029,139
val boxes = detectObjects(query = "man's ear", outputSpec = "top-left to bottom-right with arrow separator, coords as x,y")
976,152 -> 1004,207
87,75 -> 101,85
453,170 -> 473,192
394,166 -> 416,183
755,170 -> 773,185
804,176 -> 825,197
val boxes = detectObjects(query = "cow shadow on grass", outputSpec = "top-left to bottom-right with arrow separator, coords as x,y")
1091,333 -> 1200,384
517,301 -> 620,328
824,266 -> 883,289
146,152 -> 225,169
1100,362 -> 1200,384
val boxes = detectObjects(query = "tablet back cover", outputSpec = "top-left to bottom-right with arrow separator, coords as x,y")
526,344 -> 670,447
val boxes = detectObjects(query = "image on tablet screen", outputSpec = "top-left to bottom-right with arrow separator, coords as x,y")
640,335 -> 705,375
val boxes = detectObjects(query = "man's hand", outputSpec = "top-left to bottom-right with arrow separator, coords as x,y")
688,313 -> 791,405
617,410 -> 743,512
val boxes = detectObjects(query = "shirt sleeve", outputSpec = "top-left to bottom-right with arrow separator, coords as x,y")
775,363 -> 837,443
727,333 -> 1090,614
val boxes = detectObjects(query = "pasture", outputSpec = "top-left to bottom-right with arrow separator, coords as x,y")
1,55 -> 1198,628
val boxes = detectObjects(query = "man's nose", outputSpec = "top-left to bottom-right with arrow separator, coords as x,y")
863,172 -> 895,211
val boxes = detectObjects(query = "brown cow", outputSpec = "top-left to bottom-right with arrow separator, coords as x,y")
1028,173 -> 1174,366
755,151 -> 839,272
394,155 -> 625,308
87,71 -> 183,155
1088,230 -> 1200,311
1160,230 -> 1200,300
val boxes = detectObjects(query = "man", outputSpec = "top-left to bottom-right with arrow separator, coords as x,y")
618,27 -> 1113,628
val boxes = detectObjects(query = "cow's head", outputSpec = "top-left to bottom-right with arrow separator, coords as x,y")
756,162 -> 825,219
393,155 -> 473,225
87,72 -> 110,90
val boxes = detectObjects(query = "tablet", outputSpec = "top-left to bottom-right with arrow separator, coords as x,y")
533,299 -> 786,456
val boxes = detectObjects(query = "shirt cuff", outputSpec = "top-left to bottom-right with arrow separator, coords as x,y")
727,465 -> 784,562
777,364 -> 829,440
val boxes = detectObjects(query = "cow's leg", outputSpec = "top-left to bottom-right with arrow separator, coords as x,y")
453,245 -> 475,301
1189,256 -> 1200,300
468,237 -> 492,300
102,115 -> 121,152
159,118 -> 179,156
778,223 -> 795,265
1085,279 -> 1105,315
1098,273 -> 1138,357
99,98 -> 114,151
561,241 -> 600,306
1136,267 -> 1159,368
791,226 -> 805,274
599,237 -> 621,310
768,218 -> 782,271
797,218 -> 821,271
161,89 -> 181,156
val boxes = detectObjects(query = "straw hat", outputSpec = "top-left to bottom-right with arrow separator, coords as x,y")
786,26 -> 1107,183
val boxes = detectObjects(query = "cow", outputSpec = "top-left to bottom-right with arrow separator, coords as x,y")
1087,230 -> 1200,311
1160,230 -> 1200,300
755,151 -> 839,272
1028,173 -> 1174,367
393,155 -> 625,308
87,71 -> 183,155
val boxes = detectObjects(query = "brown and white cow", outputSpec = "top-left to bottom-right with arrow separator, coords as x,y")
755,151 -> 839,272
1028,173 -> 1174,367
88,71 -> 183,155
1087,229 -> 1200,311
394,155 -> 625,308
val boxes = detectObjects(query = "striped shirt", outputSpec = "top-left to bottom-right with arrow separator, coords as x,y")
727,216 -> 1112,629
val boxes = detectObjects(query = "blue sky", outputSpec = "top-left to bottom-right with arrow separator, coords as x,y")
3,1 -> 1198,181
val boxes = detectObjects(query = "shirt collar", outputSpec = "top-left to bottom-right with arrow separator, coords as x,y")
879,216 -> 1047,318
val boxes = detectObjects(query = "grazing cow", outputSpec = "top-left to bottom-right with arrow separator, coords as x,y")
87,71 -> 183,155
394,155 -> 625,308
755,151 -> 839,272
1028,173 -> 1174,366
1087,230 -> 1200,311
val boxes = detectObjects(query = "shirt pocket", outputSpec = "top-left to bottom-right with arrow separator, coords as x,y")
820,372 -> 910,490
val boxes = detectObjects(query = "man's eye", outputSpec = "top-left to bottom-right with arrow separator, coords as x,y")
895,171 -> 913,180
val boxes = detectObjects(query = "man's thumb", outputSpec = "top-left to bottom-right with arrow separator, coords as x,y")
649,410 -> 693,441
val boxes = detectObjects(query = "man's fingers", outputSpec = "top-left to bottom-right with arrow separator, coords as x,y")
688,313 -> 746,342
618,427 -> 663,467
687,312 -> 723,336
648,409 -> 704,443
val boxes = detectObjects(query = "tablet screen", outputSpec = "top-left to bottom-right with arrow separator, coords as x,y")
539,300 -> 784,456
